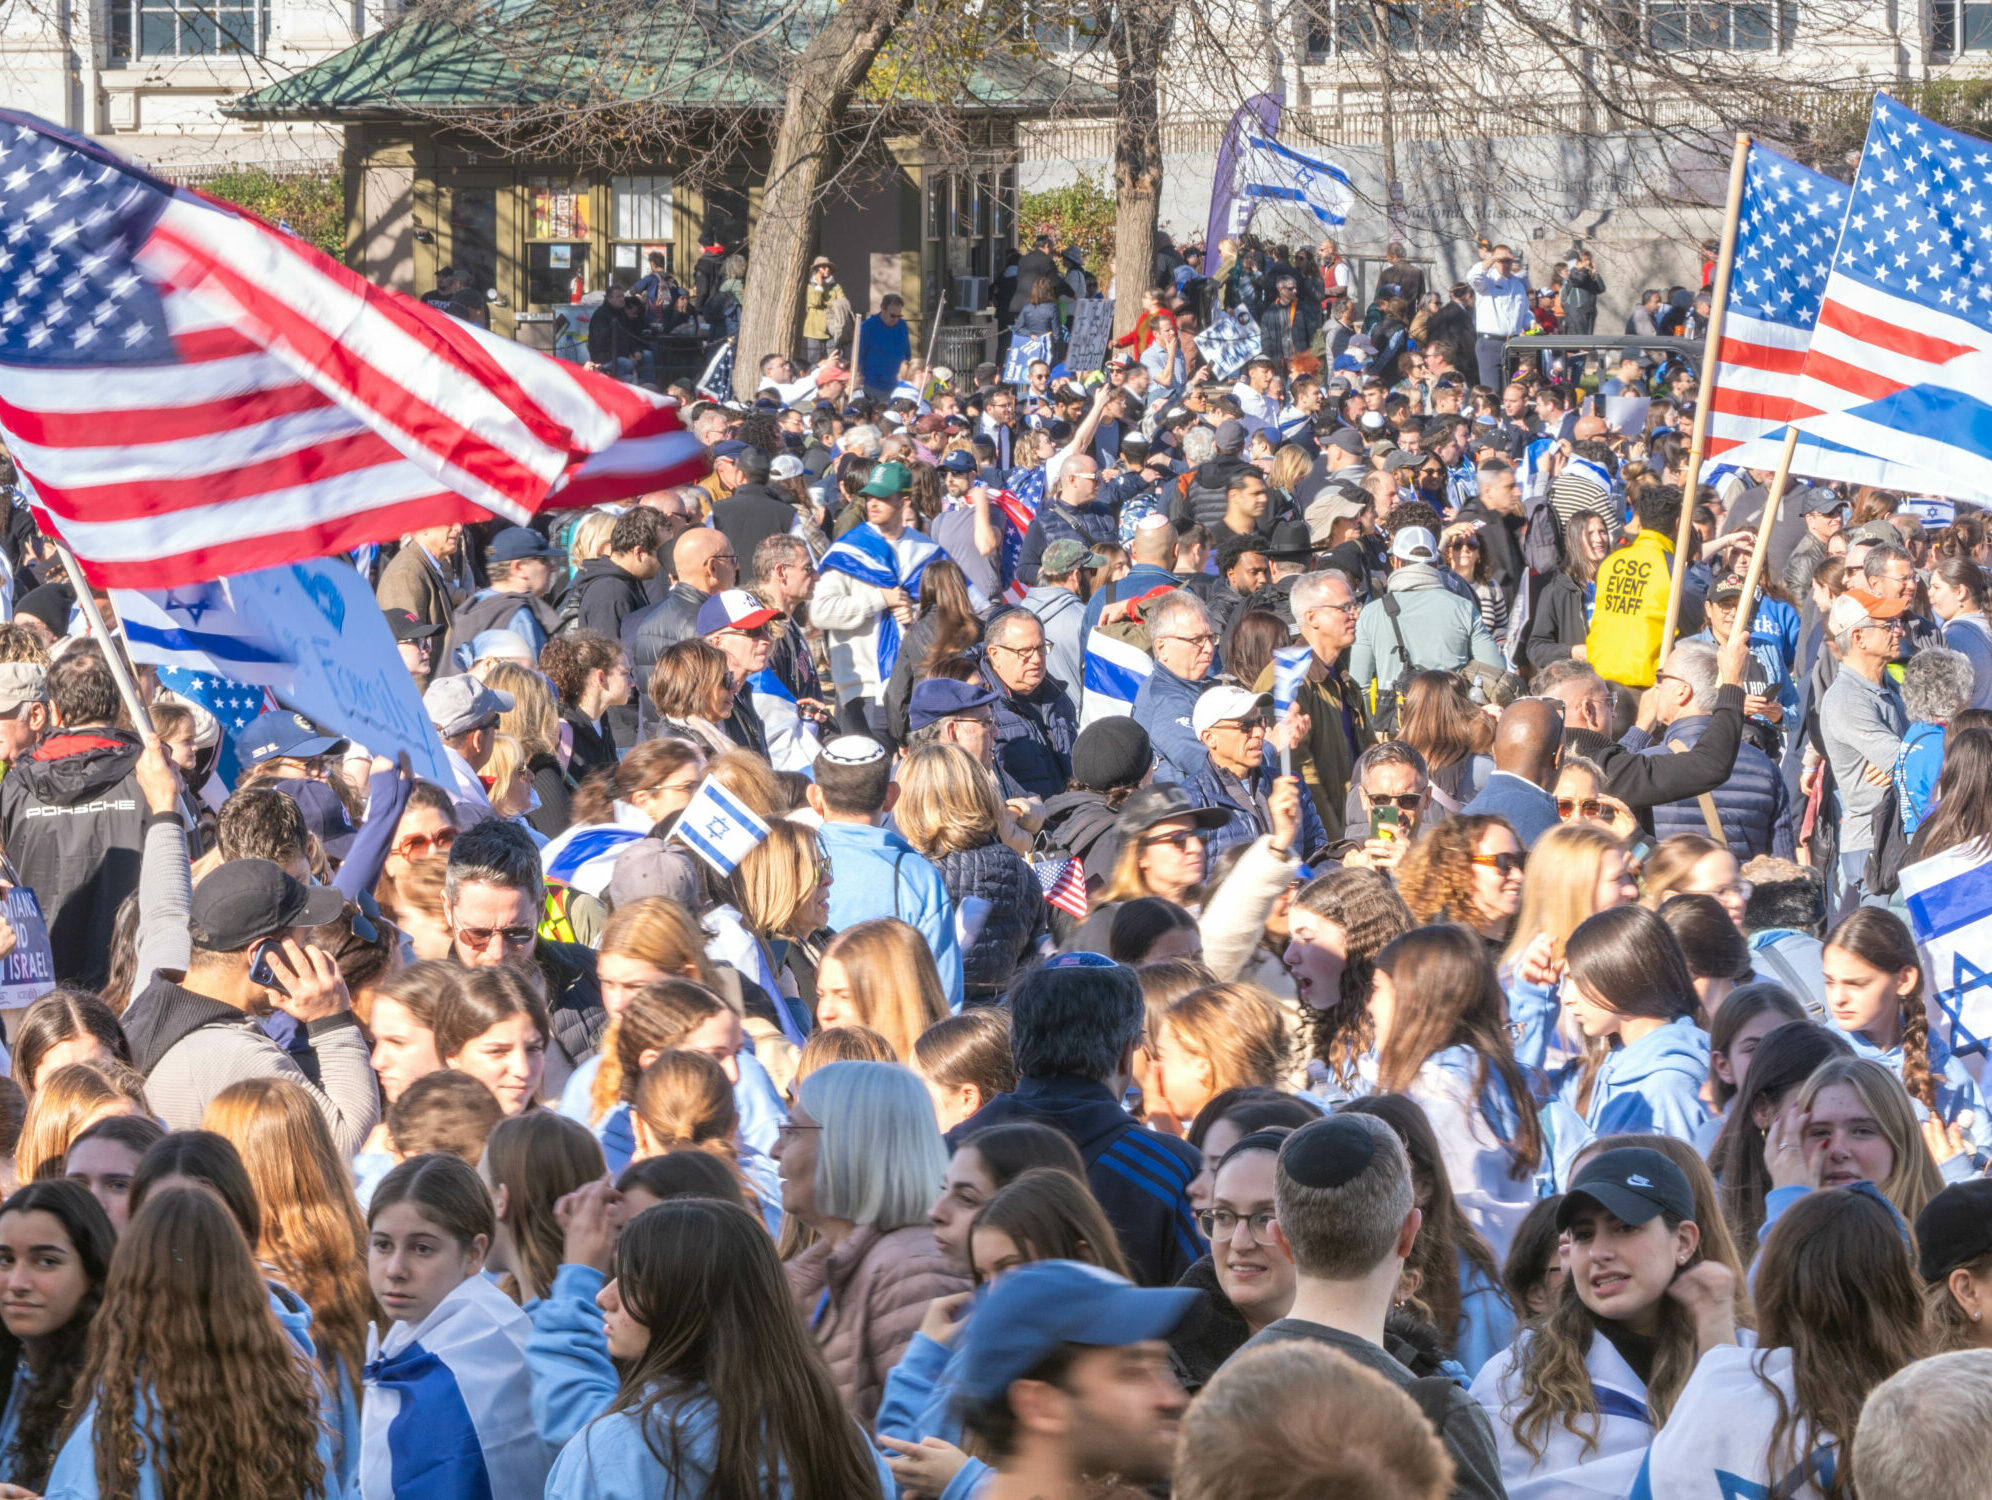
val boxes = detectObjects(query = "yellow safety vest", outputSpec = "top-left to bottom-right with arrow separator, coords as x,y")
1584,530 -> 1676,690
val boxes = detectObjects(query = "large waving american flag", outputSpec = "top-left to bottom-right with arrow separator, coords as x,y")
0,111 -> 707,589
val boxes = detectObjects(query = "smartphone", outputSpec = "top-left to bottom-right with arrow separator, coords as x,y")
248,938 -> 291,998
1369,804 -> 1401,842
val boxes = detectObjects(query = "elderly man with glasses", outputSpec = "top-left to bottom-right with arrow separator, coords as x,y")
1134,590 -> 1225,783
1185,685 -> 1326,864
974,609 -> 1078,802
1240,570 -> 1370,844
1820,588 -> 1912,916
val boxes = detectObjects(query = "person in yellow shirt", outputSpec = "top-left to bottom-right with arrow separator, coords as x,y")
1585,485 -> 1688,694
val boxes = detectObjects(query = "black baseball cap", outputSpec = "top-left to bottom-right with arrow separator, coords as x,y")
1114,784 -> 1230,839
382,608 -> 444,643
1556,1147 -> 1695,1230
1916,1179 -> 1992,1282
191,858 -> 347,951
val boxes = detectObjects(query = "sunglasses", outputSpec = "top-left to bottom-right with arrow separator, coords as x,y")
1220,716 -> 1271,733
1367,793 -> 1423,811
1557,798 -> 1604,820
393,827 -> 458,860
454,922 -> 537,950
1141,829 -> 1204,852
1469,851 -> 1527,875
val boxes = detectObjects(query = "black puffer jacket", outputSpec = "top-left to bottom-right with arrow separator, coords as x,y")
931,840 -> 1047,1001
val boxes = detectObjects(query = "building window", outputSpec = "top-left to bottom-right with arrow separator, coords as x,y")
609,176 -> 672,290
110,0 -> 268,57
528,179 -> 591,242
1303,0 -> 1481,59
1934,0 -> 1992,50
1601,0 -> 1793,49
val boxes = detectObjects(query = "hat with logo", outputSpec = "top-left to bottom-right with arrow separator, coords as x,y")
1192,685 -> 1273,737
382,608 -> 444,644
1556,1146 -> 1695,1230
696,589 -> 781,636
859,461 -> 912,498
1041,538 -> 1106,577
909,678 -> 1002,730
1796,486 -> 1845,517
939,450 -> 979,475
190,857 -> 347,952
956,1261 -> 1196,1406
1709,570 -> 1750,605
1390,526 -> 1440,564
422,675 -> 514,738
233,710 -> 350,769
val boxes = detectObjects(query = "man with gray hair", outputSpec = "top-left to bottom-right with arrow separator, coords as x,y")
1258,568 -> 1373,844
1239,1114 -> 1506,1500
1855,1349 -> 1992,1500
1132,590 -> 1221,781
1898,646 -> 1978,836
1820,587 -> 1911,913
946,956 -> 1204,1287
1863,537 -> 1944,657
976,608 -> 1078,801
1341,739 -> 1432,872
1637,637 -> 1793,859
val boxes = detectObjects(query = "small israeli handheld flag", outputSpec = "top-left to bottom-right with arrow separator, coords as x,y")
671,776 -> 773,876
1078,629 -> 1155,729
1271,643 -> 1312,778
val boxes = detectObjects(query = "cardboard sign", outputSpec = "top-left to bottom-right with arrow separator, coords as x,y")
0,886 -> 56,1009
1066,297 -> 1116,372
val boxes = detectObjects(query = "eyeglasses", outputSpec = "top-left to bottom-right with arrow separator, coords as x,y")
718,625 -> 770,640
647,778 -> 703,799
1141,829 -> 1204,852
1557,798 -> 1604,820
1366,792 -> 1423,811
394,828 -> 458,860
1158,633 -> 1219,649
454,922 -> 537,950
990,641 -> 1049,659
776,1121 -> 823,1142
1195,1209 -> 1278,1245
1696,880 -> 1755,901
1469,851 -> 1527,875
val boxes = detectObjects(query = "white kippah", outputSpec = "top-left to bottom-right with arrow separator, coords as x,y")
820,734 -> 887,765
1135,513 -> 1173,532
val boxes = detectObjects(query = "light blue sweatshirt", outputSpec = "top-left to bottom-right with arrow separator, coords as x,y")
1573,1016 -> 1712,1144
874,1325 -> 990,1500
526,1264 -> 616,1449
561,1050 -> 787,1159
45,1390 -> 339,1499
544,1386 -> 895,1499
1455,1258 -> 1518,1382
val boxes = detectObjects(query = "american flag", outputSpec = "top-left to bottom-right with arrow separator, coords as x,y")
1702,143 -> 1845,461
696,337 -> 736,401
0,110 -> 708,590
154,665 -> 270,785
995,466 -> 1045,605
1034,855 -> 1089,919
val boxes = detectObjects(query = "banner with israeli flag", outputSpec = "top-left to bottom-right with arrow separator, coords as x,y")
537,801 -> 652,898
1079,629 -> 1154,729
1237,131 -> 1356,228
671,776 -> 774,877
817,522 -> 942,682
113,581 -> 297,687
1897,845 -> 1992,1091
360,1273 -> 552,1500
1003,332 -> 1054,385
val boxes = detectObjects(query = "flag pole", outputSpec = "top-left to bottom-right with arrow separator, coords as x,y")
52,544 -> 154,734
1660,130 -> 1752,660
1727,425 -> 1802,647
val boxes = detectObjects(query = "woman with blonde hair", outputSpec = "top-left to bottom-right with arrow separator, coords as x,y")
14,1062 -> 146,1184
481,659 -> 574,835
711,819 -> 831,1087
203,1076 -> 370,1492
629,1049 -> 781,1230
1268,444 -> 1313,507
815,919 -> 950,1063
478,733 -> 537,828
562,898 -> 717,1121
1759,1055 -> 1947,1243
1394,814 -> 1524,948
1501,820 -> 1639,1074
1147,983 -> 1288,1135
894,743 -> 1046,1001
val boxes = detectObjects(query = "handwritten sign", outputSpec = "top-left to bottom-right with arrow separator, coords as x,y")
1066,297 -> 1116,373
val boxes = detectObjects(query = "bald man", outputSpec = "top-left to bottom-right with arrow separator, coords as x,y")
1459,696 -> 1565,845
623,525 -> 741,731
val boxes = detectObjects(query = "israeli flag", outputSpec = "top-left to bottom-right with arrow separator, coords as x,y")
671,776 -> 773,877
360,1273 -> 551,1500
1003,333 -> 1054,384
1898,845 -> 1992,1092
1520,434 -> 1558,506
538,800 -> 652,898
1238,132 -> 1356,228
1562,455 -> 1615,497
1631,1346 -> 1829,1500
1271,644 -> 1312,714
818,522 -> 942,682
749,668 -> 823,774
1079,629 -> 1154,729
111,580 -> 297,688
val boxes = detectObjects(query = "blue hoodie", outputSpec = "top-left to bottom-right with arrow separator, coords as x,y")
875,1326 -> 990,1500
526,1264 -> 616,1449
1575,1016 -> 1712,1143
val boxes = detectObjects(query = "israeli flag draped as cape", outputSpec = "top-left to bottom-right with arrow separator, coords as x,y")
817,522 -> 942,682
361,1273 -> 552,1500
1631,1345 -> 1831,1500
1079,629 -> 1154,729
1468,1328 -> 1654,1499
537,801 -> 652,898
748,668 -> 823,773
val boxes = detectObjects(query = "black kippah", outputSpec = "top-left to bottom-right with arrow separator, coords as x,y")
1279,1115 -> 1378,1189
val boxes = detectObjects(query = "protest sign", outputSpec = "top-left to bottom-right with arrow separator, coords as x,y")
1196,309 -> 1262,381
1003,333 -> 1054,385
1604,396 -> 1650,436
1066,298 -> 1116,373
0,886 -> 55,1010
115,560 -> 453,786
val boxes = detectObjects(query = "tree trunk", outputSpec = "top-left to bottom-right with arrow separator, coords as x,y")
731,0 -> 917,399
1109,0 -> 1173,339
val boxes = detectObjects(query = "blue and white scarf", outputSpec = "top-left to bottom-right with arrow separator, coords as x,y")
361,1274 -> 551,1500
748,668 -> 822,773
818,522 -> 942,681
1631,1345 -> 1831,1500
1470,1328 -> 1655,1500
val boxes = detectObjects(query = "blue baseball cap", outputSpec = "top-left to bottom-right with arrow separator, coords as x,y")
488,526 -> 559,563
234,709 -> 350,768
939,450 -> 978,474
908,677 -> 1001,730
957,1261 -> 1196,1405
710,439 -> 749,460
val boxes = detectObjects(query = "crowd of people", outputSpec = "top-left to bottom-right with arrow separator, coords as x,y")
0,221 -> 1987,1500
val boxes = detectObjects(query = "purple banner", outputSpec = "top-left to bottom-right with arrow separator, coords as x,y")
1202,93 -> 1285,278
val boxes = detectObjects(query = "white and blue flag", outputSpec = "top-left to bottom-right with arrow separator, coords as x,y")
748,668 -> 823,774
1271,644 -> 1312,714
113,580 -> 296,687
537,801 -> 652,898
817,522 -> 942,682
360,1273 -> 552,1500
1238,132 -> 1355,228
1003,333 -> 1054,385
1078,629 -> 1154,730
1631,1345 -> 1829,1500
671,776 -> 773,877
1897,844 -> 1992,1090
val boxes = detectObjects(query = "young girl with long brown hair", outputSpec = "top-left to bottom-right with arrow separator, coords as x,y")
480,1111 -> 607,1307
47,1186 -> 327,1500
585,978 -> 747,1175
1279,867 -> 1412,1099
0,1181 -> 114,1494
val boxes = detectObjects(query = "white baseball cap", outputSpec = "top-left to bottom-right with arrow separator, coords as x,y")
1391,526 -> 1439,564
1192,685 -> 1273,736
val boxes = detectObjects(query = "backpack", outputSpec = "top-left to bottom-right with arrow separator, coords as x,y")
553,580 -> 586,637
1864,781 -> 1911,897
1093,576 -> 1154,656
1519,490 -> 1563,575
1366,594 -> 1419,738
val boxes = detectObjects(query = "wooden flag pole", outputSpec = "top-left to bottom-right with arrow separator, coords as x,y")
1660,130 -> 1753,660
52,544 -> 154,735
1726,425 -> 1802,648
